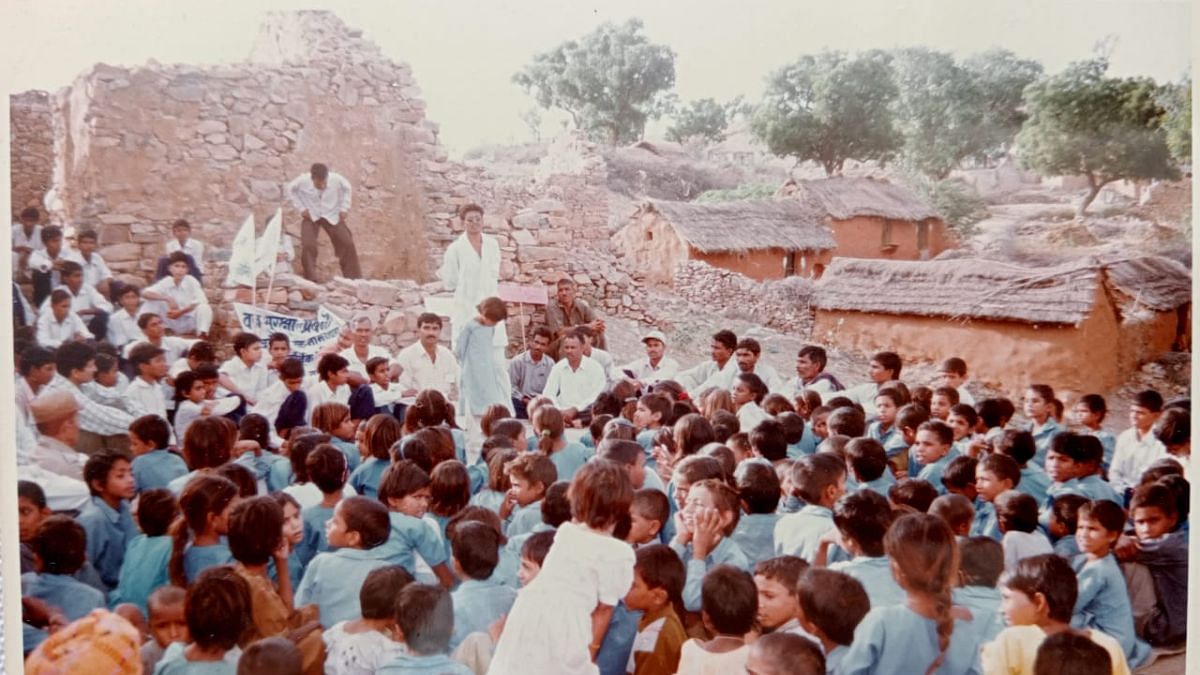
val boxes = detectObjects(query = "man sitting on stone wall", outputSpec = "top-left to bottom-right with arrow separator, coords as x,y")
545,277 -> 606,359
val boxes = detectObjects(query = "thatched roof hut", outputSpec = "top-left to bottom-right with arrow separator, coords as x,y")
812,255 -> 1189,395
778,176 -> 950,260
612,198 -> 835,283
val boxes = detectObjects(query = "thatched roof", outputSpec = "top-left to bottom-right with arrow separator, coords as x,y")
814,257 -> 1103,325
779,176 -> 938,221
640,198 -> 835,254
1103,255 -> 1192,312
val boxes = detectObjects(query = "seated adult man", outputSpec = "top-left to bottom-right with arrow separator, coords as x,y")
339,316 -> 394,386
785,345 -> 844,403
844,351 -> 902,419
574,324 -> 615,385
508,325 -> 553,419
542,330 -> 606,425
678,329 -> 738,396
393,312 -> 460,400
618,330 -> 680,389
42,342 -> 133,454
727,338 -> 785,394
142,252 -> 212,338
29,391 -> 87,480
42,261 -> 110,341
545,277 -> 605,359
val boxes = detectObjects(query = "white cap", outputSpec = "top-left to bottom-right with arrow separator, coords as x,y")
642,330 -> 667,346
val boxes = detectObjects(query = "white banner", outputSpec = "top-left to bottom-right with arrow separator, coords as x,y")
232,303 -> 346,374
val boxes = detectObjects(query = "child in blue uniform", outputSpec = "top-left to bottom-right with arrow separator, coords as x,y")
153,566 -> 250,675
825,490 -> 904,609
501,453 -> 557,539
996,429 -> 1051,507
752,556 -> 811,638
845,438 -> 895,497
322,565 -> 412,675
296,496 -> 394,627
1072,499 -> 1151,668
867,388 -> 903,447
972,453 -> 1019,541
1072,394 -> 1117,471
774,453 -> 847,563
670,478 -> 752,612
376,460 -> 454,588
1047,494 -> 1087,559
169,475 -> 240,586
22,516 -> 105,621
377,584 -> 473,675
1022,384 -> 1063,468
533,405 -> 591,483
730,462 -> 781,564
348,414 -> 404,500
840,513 -> 987,675
952,537 -> 1005,644
448,521 -> 517,650
76,451 -> 138,591
296,444 -> 349,567
111,488 -> 177,615
797,568 -> 871,673
913,421 -> 956,496
130,415 -> 188,492
468,447 -> 517,515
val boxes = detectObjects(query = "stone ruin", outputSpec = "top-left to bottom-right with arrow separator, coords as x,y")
10,10 -> 666,354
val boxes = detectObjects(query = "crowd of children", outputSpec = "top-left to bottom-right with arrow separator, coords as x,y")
10,221 -> 1191,675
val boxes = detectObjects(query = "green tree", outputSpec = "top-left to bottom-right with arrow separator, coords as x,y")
751,50 -> 900,175
960,48 -> 1043,162
513,19 -> 676,145
890,48 -> 986,179
666,97 -> 741,144
1017,58 -> 1178,215
1161,79 -> 1191,164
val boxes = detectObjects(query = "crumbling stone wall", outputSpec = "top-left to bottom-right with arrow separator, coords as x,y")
673,260 -> 813,335
10,90 -> 54,219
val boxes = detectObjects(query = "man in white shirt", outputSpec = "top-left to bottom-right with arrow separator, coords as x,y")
393,312 -> 460,400
12,206 -> 44,277
619,330 -> 680,389
218,333 -> 271,408
36,289 -> 93,348
142,252 -> 213,337
161,218 -> 204,281
1109,390 -> 1168,495
339,316 -> 394,385
125,343 -> 171,423
123,314 -> 196,365
65,229 -> 113,297
286,162 -> 359,281
28,225 -> 67,306
43,261 -> 111,340
542,332 -> 606,425
784,345 -> 845,403
574,324 -> 614,385
677,329 -> 738,396
843,351 -> 902,420
107,285 -> 149,350
729,337 -> 786,394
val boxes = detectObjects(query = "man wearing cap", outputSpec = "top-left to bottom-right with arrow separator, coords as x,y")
545,277 -> 605,359
287,162 -> 360,281
29,391 -> 86,480
619,329 -> 680,389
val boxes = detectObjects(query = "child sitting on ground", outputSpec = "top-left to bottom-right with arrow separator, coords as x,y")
972,453 -> 1020,541
501,453 -> 558,539
890,403 -> 929,478
773,453 -> 847,563
887,478 -> 938,514
822,490 -> 904,608
796,567 -> 870,673
376,460 -> 455,589
729,462 -> 781,563
295,444 -> 350,567
377,584 -> 473,675
752,556 -> 813,638
237,637 -> 303,675
670,478 -> 751,613
111,488 -> 177,615
154,566 -> 250,674
322,565 -> 413,675
130,414 -> 188,492
1118,482 -> 1188,647
623,544 -> 687,675
845,438 -> 894,497
517,530 -> 555,587
674,565 -> 757,673
169,475 -> 240,585
982,554 -> 1129,674
448,521 -> 517,650
141,585 -> 188,674
532,405 -> 591,482
867,387 -> 903,447
952,537 -> 1005,643
22,516 -> 105,621
77,451 -> 138,591
297,496 -> 394,627
17,481 -> 50,575
940,455 -> 978,503
627,488 -> 670,547
996,490 -> 1052,573
1072,393 -> 1116,472
929,493 -> 975,539
469,447 -> 517,515
311,402 -> 362,473
997,429 -> 1051,506
913,421 -> 956,494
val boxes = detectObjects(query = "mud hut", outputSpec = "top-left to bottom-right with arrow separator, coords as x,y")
778,176 -> 951,260
811,255 -> 1190,395
612,198 -> 835,284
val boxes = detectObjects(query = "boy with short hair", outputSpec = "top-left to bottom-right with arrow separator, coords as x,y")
940,455 -> 978,501
623,543 -> 687,675
449,522 -> 517,650
141,585 -> 188,674
142,251 -> 212,337
76,451 -> 138,590
219,332 -> 270,409
972,453 -> 1020,541
749,418 -> 790,466
378,584 -> 473,674
48,260 -> 112,339
929,386 -> 959,422
126,342 -> 171,422
68,229 -> 113,296
913,421 -> 955,494
1072,394 -> 1116,471
1110,390 -> 1167,497
17,480 -> 51,574
773,453 -> 848,563
28,225 -> 67,306
1120,483 -> 1187,646
307,353 -> 352,417
730,462 -> 781,563
996,490 -> 1052,574
752,556 -> 813,638
36,288 -> 92,348
846,351 -> 901,419
250,357 -> 308,443
502,453 -> 557,538
1073,436 -> 1121,505
111,488 -> 178,615
845,438 -> 895,497
22,515 -> 106,621
107,284 -> 148,350
633,393 -> 672,455
937,357 -> 974,406
296,445 -> 349,567
952,537 -> 1004,643
823,490 -> 904,608
929,493 -> 975,538
891,403 -> 928,478
129,414 -> 188,491
887,478 -> 939,513
163,218 -> 205,279
996,429 -> 1051,506
628,488 -> 670,547
16,346 -> 56,426
796,568 -> 870,673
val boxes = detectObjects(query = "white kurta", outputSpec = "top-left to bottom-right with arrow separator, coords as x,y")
437,233 -> 507,350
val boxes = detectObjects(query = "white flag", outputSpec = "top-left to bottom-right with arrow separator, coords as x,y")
226,214 -> 257,287
255,208 -> 282,275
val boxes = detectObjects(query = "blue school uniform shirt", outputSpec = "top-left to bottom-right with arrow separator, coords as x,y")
1071,553 -> 1151,668
774,505 -> 850,564
184,543 -> 233,583
858,473 -> 896,499
916,453 -> 955,495
596,601 -> 643,675
466,460 -> 487,495
378,512 -> 447,575
548,441 -> 591,483
1053,536 -> 1081,559
825,645 -> 848,675
636,428 -> 657,455
1089,429 -> 1117,472
153,644 -> 238,675
348,457 -> 388,500
1039,479 -> 1087,532
268,461 -> 294,494
110,534 -> 172,615
867,421 -> 897,447
671,536 -> 752,612
132,449 -> 189,492
469,488 -> 506,514
376,652 -> 473,675
507,500 -> 543,539
506,522 -> 555,562
297,503 -> 336,567
729,512 -> 778,565
23,623 -> 48,657
971,500 -> 1002,541
1078,474 -> 1122,505
1028,418 -> 1063,468
76,495 -> 138,590
952,585 -> 1004,644
267,549 -> 304,592
449,577 -> 518,649
296,547 -> 393,627
1016,465 -> 1051,507
840,604 -> 985,675
795,424 -> 820,457
22,572 -> 106,621
830,555 -> 905,608
330,438 -> 362,473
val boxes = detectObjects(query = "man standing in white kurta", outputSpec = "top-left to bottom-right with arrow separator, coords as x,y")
437,204 -> 513,436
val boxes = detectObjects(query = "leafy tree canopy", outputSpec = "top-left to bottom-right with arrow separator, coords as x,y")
666,97 -> 743,144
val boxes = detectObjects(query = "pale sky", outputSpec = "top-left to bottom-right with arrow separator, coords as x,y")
2,0 -> 1192,156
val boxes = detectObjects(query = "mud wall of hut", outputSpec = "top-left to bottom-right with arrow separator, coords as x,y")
694,247 -> 831,281
829,216 -> 951,261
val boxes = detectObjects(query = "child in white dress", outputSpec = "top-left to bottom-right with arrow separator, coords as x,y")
488,459 -> 636,675
323,565 -> 411,675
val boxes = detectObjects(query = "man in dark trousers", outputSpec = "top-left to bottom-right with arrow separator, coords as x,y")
286,162 -> 361,281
